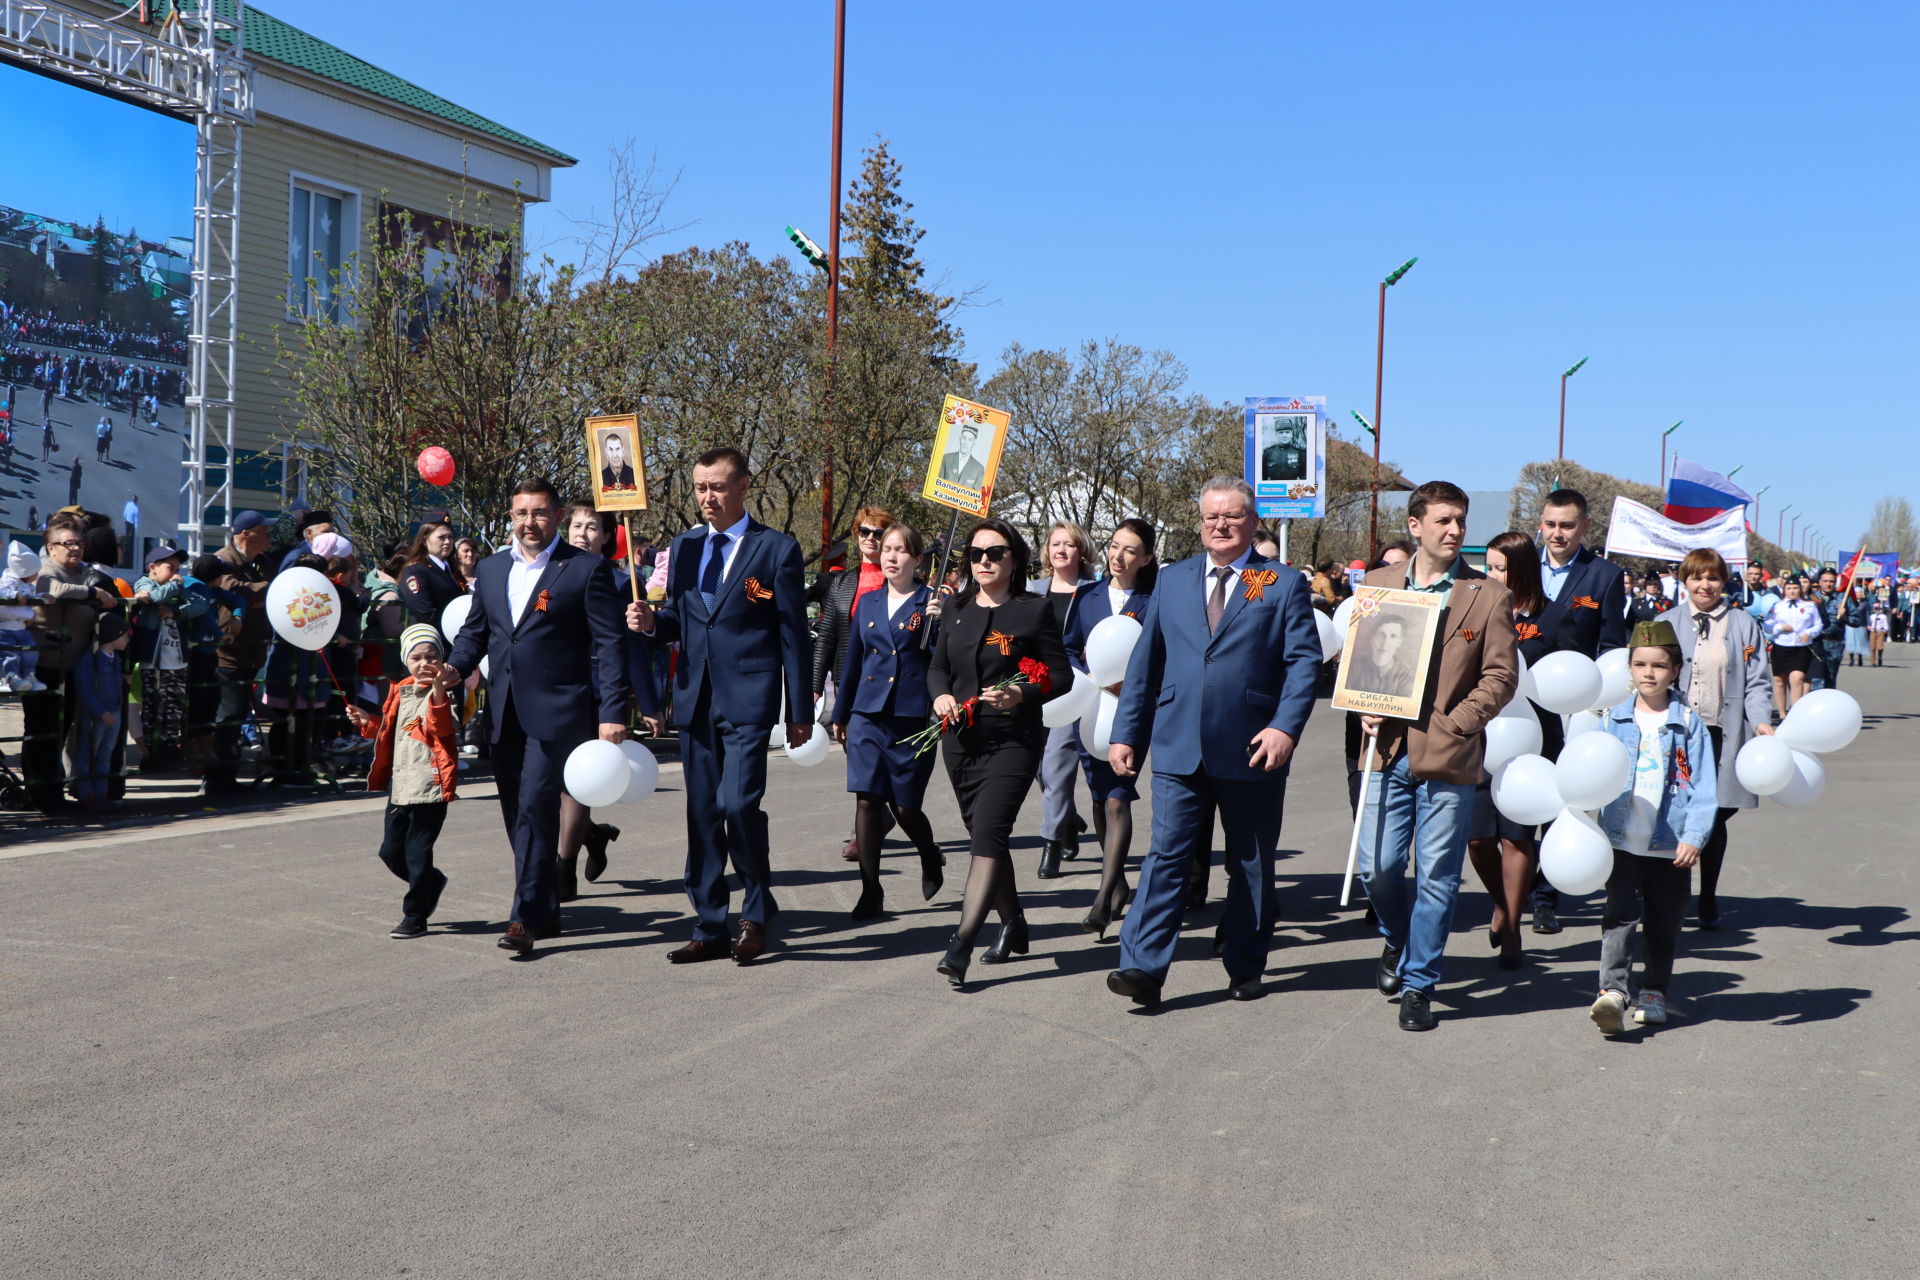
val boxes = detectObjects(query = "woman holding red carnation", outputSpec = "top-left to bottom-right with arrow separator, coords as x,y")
926,518 -> 1073,989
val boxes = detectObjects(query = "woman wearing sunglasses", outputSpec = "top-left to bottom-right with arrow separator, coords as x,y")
927,519 -> 1072,989
813,507 -> 897,862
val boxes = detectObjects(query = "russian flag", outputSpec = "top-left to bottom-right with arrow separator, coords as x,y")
1664,457 -> 1755,526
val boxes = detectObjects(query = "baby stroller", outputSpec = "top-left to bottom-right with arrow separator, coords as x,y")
0,732 -> 29,810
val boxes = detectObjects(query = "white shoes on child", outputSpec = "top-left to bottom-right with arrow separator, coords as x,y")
1,674 -> 47,692
1591,989 -> 1670,1035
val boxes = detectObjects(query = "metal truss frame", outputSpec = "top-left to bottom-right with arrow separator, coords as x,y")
0,0 -> 252,552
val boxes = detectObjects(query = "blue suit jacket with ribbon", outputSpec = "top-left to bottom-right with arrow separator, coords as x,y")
1110,553 -> 1322,781
648,517 -> 812,728
831,583 -> 937,723
447,539 -> 633,742
1547,545 -> 1629,657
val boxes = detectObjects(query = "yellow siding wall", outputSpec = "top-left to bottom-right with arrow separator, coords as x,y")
232,117 -> 529,505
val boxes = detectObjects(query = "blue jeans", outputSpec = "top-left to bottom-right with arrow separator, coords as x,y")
1356,754 -> 1473,994
74,715 -> 118,802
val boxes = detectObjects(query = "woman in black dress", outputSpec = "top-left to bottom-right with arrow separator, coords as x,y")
396,521 -> 466,630
927,519 -> 1072,989
1467,529 -> 1571,969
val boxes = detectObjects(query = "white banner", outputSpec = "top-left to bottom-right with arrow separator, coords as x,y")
1604,496 -> 1749,568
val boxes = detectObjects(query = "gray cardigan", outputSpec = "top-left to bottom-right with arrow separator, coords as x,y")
1658,603 -> 1773,809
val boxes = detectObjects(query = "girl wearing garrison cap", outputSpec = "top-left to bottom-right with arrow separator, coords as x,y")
347,624 -> 463,939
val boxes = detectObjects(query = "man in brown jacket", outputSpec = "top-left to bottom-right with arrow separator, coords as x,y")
1354,481 -> 1520,1031
190,511 -> 274,795
23,511 -> 119,809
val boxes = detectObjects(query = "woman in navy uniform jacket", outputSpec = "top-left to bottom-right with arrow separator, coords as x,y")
927,519 -> 1072,990
1060,516 -> 1158,938
829,523 -> 946,918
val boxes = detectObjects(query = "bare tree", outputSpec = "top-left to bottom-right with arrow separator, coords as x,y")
1859,496 -> 1918,561
565,141 -> 691,283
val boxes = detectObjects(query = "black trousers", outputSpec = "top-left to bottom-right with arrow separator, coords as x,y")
20,669 -> 73,806
378,801 -> 449,919
941,727 -> 1042,862
209,665 -> 255,781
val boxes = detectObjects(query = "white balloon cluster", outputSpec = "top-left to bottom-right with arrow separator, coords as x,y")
1487,648 -> 1865,894
563,739 -> 663,806
1066,616 -> 1142,757
1732,689 -> 1860,808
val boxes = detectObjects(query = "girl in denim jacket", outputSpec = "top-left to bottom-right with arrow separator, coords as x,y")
1589,620 -> 1718,1035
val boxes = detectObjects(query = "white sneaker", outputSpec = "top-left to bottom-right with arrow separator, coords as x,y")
1589,990 -> 1627,1036
1633,992 -> 1669,1025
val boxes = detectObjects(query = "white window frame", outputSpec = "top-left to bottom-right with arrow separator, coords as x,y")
286,172 -> 362,322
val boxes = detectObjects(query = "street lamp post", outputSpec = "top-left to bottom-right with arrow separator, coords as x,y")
1660,420 -> 1682,488
1778,504 -> 1793,547
818,0 -> 848,564
1753,484 -> 1771,533
1558,356 -> 1588,461
1368,256 -> 1417,560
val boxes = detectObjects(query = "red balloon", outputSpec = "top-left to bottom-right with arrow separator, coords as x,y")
416,446 -> 456,487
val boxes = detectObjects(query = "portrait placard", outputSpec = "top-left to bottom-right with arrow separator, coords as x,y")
1244,396 -> 1326,519
1330,586 -> 1444,720
585,413 -> 648,512
920,394 -> 1010,517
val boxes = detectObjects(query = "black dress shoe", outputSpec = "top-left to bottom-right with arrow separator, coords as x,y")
1036,842 -> 1063,879
850,885 -> 884,921
981,914 -> 1030,964
731,920 -> 766,964
1060,833 -> 1080,861
390,916 -> 427,939
937,939 -> 972,989
1227,975 -> 1265,1001
583,823 -> 618,882
920,853 -> 944,902
1376,943 -> 1404,996
1107,968 -> 1162,1007
667,937 -> 731,964
1398,989 -> 1437,1031
1531,905 -> 1562,935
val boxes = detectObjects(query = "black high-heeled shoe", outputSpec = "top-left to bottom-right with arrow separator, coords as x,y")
920,852 -> 944,902
936,938 -> 972,988
981,913 -> 1030,964
850,884 -> 884,921
582,823 -> 619,883
1080,905 -> 1111,940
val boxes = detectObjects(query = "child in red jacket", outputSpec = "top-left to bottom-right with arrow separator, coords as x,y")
348,624 -> 461,939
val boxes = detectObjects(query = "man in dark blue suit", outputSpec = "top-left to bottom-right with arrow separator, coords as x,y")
1104,477 -> 1323,1005
627,447 -> 812,965
446,477 -> 633,955
1532,486 -> 1630,933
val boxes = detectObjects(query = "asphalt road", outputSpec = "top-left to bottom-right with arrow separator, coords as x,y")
5,659 -> 1918,1278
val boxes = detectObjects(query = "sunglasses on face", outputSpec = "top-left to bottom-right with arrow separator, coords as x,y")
856,526 -> 885,539
968,544 -> 1012,564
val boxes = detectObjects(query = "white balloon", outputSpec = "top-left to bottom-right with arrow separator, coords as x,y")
785,728 -> 831,767
1315,610 -> 1342,662
1483,713 -> 1543,772
1491,753 -> 1564,826
618,740 -> 660,803
1539,807 -> 1614,895
1528,651 -> 1603,715
1083,615 -> 1143,686
563,739 -> 629,807
264,567 -> 343,651
1733,734 -> 1795,796
1774,749 -> 1826,808
479,654 -> 490,679
1554,732 -> 1633,810
1079,689 -> 1120,756
1565,708 -> 1604,740
1515,650 -> 1537,704
1777,689 -> 1863,754
440,594 -> 473,646
1590,647 -> 1632,711
1332,596 -> 1357,644
1043,667 -> 1098,728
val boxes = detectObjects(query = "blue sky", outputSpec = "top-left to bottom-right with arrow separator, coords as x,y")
10,2 -> 1915,558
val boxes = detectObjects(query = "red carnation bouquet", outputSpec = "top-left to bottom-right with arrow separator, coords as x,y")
900,656 -> 1052,758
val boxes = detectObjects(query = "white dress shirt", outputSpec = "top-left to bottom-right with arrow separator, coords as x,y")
1202,547 -> 1256,609
507,535 -> 556,624
698,512 -> 752,592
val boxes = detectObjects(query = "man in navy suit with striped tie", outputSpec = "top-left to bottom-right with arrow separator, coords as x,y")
627,447 -> 813,965
1104,477 -> 1323,1005
446,477 -> 633,956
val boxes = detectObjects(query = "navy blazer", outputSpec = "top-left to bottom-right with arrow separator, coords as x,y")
1061,578 -> 1152,667
832,583 -> 938,723
446,539 -> 633,742
648,517 -> 812,727
1544,545 -> 1629,657
1110,553 -> 1321,781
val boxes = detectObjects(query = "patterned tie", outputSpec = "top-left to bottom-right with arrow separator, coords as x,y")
700,533 -> 729,611
1207,566 -> 1232,634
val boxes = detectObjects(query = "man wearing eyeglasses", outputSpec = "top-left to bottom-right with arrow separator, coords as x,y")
442,477 -> 633,955
626,446 -> 813,966
21,511 -> 123,810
